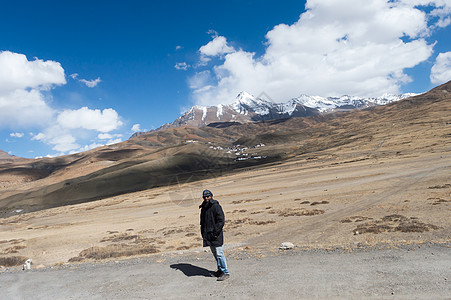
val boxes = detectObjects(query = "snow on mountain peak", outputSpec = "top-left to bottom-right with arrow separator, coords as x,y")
292,93 -> 417,112
232,91 -> 273,115
235,91 -> 255,102
154,90 -> 417,132
217,104 -> 224,119
201,106 -> 208,121
188,92 -> 415,117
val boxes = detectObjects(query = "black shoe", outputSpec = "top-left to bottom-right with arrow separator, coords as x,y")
210,270 -> 223,277
217,273 -> 230,281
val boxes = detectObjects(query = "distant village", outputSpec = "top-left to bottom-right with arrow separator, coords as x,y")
185,140 -> 268,161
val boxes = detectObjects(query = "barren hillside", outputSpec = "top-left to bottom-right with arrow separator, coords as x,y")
0,81 -> 450,267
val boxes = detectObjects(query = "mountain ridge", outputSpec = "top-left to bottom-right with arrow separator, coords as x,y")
132,91 -> 416,138
0,150 -> 28,163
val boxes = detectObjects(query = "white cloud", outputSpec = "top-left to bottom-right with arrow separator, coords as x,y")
175,62 -> 190,71
70,73 -> 102,88
430,51 -> 451,84
50,133 -> 80,152
0,51 -> 126,156
72,142 -> 105,154
176,45 -> 183,51
10,132 -> 24,138
190,0 -> 449,105
0,88 -> 55,128
0,51 -> 66,92
432,4 -> 451,27
131,124 -> 142,132
31,132 -> 46,141
57,107 -> 123,133
98,133 -> 113,140
199,36 -> 235,57
79,77 -> 102,88
32,128 -> 79,153
436,16 -> 451,27
28,107 -> 125,156
106,138 -> 122,145
188,70 -> 212,90
0,51 -> 63,128
207,29 -> 219,37
70,136 -> 123,154
98,133 -> 123,140
199,36 -> 235,65
403,0 -> 451,28
32,125 -> 123,156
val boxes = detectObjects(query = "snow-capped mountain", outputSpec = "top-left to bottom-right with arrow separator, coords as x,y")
132,91 -> 415,136
293,93 -> 416,112
231,92 -> 319,121
153,91 -> 319,132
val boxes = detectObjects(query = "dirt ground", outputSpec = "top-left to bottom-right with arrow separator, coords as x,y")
1,243 -> 450,299
0,148 -> 450,268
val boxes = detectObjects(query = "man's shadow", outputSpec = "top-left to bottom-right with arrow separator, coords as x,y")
170,263 -> 212,277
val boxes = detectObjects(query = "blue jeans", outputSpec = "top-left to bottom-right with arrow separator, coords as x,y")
210,246 -> 229,275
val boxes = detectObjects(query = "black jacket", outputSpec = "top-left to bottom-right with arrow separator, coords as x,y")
200,199 -> 225,247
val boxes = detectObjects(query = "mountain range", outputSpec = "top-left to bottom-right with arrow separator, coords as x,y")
134,91 -> 416,135
0,81 -> 449,218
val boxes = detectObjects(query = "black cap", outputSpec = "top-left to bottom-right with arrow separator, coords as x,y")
202,190 -> 213,198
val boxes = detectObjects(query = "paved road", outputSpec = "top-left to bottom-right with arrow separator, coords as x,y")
1,244 -> 450,299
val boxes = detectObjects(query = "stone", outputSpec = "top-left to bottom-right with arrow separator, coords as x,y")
279,242 -> 295,250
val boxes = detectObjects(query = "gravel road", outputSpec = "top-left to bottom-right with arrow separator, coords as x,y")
1,243 -> 450,299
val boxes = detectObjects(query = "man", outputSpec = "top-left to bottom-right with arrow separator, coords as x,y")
199,189 -> 230,281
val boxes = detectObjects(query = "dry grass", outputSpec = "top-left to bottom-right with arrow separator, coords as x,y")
176,244 -> 198,250
0,256 -> 27,267
231,209 -> 248,213
231,198 -> 263,204
428,198 -> 450,205
0,239 -> 25,245
310,201 -> 329,206
353,215 -> 440,234
340,216 -> 374,223
428,184 -> 451,189
268,208 -> 325,217
100,233 -> 140,243
70,243 -> 159,261
249,220 -> 276,225
225,217 -> 276,230
1,245 -> 26,254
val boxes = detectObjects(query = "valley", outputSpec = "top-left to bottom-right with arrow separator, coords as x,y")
0,81 -> 450,268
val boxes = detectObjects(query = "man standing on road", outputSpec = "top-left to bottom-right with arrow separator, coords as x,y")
199,189 -> 230,281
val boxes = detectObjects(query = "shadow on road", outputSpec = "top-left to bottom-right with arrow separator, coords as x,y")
170,263 -> 212,277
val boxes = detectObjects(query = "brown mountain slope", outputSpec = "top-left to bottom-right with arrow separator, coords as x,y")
0,81 -> 449,218
0,150 -> 28,163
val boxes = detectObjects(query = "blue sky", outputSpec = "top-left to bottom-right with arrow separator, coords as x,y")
0,0 -> 450,158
